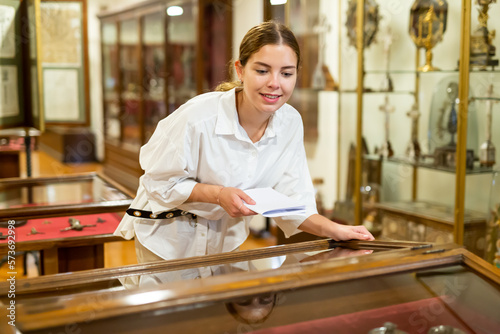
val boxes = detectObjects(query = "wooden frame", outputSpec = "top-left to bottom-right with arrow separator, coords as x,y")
0,240 -> 498,333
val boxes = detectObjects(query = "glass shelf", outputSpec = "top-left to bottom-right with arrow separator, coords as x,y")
364,154 -> 497,175
471,96 -> 500,102
365,68 -> 500,74
341,89 -> 414,95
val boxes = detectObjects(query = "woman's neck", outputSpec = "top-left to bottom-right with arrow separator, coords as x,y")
236,90 -> 271,143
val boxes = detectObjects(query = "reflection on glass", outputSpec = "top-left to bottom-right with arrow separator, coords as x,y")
227,265 -> 499,333
120,247 -> 376,290
0,176 -> 130,209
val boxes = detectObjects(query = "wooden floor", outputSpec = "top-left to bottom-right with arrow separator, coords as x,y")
1,150 -> 276,279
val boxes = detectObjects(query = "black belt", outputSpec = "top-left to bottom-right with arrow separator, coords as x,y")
126,208 -> 197,220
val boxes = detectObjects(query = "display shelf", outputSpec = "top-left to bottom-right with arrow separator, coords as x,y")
341,0 -> 500,256
341,89 -> 414,95
364,154 -> 497,175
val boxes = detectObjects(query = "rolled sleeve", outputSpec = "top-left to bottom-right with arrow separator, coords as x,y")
140,117 -> 200,213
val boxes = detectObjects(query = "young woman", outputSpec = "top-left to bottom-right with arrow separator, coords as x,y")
114,21 -> 374,264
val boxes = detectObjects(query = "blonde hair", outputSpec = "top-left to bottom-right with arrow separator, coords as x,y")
215,21 -> 301,92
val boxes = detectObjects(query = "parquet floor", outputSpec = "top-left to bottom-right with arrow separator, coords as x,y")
0,150 -> 275,280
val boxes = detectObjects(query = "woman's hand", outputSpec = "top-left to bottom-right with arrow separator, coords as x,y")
328,223 -> 374,241
218,187 -> 257,217
298,214 -> 375,241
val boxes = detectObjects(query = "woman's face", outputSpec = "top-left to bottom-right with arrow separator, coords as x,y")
236,44 -> 298,116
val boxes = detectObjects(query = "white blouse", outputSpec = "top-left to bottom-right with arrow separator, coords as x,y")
114,88 -> 318,261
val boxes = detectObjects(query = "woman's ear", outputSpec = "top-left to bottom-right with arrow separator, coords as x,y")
234,60 -> 243,81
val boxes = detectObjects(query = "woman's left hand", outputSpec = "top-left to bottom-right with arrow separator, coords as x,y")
298,214 -> 375,241
329,223 -> 375,241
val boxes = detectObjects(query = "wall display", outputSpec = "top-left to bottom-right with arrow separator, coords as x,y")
345,0 -> 380,49
409,0 -> 448,72
40,1 -> 87,124
470,0 -> 498,69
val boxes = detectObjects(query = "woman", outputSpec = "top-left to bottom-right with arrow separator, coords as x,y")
114,21 -> 374,264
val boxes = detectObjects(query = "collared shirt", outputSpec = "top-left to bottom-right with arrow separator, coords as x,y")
114,88 -> 318,261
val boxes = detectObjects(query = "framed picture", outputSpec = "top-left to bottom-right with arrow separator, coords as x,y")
40,0 -> 89,125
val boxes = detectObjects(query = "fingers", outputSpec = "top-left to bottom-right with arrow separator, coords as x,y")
218,187 -> 257,217
330,223 -> 375,241
352,226 -> 375,241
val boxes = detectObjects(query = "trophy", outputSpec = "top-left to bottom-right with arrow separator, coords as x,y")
479,84 -> 496,167
345,0 -> 380,50
406,103 -> 422,160
380,26 -> 394,92
470,0 -> 498,69
379,95 -> 395,158
409,0 -> 448,72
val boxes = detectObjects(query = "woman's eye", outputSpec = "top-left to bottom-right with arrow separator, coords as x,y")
256,69 -> 268,74
282,72 -> 293,77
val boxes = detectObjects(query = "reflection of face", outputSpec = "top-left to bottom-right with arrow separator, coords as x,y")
227,293 -> 276,324
235,44 -> 297,117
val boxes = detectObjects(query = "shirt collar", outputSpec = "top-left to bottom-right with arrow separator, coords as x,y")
215,88 -> 278,141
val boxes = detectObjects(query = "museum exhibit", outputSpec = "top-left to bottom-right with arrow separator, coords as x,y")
0,0 -> 499,333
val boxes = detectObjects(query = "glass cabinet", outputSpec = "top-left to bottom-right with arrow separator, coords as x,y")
1,239 -> 498,333
334,0 -> 500,262
98,0 -> 232,191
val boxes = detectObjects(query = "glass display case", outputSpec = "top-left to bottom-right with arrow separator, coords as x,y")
1,239 -> 498,333
98,0 -> 232,192
0,172 -> 133,220
335,1 -> 500,261
0,172 -> 133,274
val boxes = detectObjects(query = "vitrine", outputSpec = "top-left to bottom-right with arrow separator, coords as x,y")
0,239 -> 498,333
0,172 -> 133,274
336,0 -> 500,262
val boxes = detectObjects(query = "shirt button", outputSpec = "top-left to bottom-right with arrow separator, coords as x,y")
201,233 -> 205,237
252,151 -> 257,157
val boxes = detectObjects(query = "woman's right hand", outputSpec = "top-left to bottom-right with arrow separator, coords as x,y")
218,187 -> 257,217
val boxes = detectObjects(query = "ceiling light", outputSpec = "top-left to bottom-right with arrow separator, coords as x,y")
167,6 -> 183,16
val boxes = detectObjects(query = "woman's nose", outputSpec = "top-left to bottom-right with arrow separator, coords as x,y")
267,73 -> 280,89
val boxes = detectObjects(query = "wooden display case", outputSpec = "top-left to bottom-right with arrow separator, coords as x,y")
98,0 -> 232,192
0,172 -> 133,274
0,239 -> 498,333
